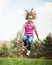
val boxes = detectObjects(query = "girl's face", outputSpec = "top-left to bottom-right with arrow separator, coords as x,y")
27,15 -> 33,22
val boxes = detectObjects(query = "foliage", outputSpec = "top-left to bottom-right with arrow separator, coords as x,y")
0,32 -> 52,59
10,32 -> 23,57
28,33 -> 52,59
0,43 -> 9,57
43,33 -> 52,59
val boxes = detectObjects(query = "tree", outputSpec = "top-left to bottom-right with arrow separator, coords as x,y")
44,33 -> 52,59
10,31 -> 23,57
0,42 -> 9,57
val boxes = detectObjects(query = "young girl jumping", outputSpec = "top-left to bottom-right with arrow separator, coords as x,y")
19,8 -> 40,56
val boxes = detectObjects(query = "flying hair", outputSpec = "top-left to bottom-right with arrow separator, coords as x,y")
25,8 -> 36,20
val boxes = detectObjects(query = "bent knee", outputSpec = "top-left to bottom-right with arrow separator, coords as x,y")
22,35 -> 27,41
28,37 -> 33,43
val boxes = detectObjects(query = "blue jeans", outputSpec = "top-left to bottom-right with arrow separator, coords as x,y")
22,35 -> 34,50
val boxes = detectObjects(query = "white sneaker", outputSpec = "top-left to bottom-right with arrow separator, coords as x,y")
26,51 -> 30,56
21,46 -> 26,51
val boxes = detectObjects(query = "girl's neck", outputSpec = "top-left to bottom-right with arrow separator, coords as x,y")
27,21 -> 32,24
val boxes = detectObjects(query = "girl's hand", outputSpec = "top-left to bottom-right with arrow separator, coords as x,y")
37,37 -> 40,41
37,36 -> 40,46
17,38 -> 21,43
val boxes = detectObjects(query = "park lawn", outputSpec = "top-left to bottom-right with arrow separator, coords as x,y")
0,58 -> 52,65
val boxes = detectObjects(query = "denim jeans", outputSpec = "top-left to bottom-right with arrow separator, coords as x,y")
22,35 -> 34,50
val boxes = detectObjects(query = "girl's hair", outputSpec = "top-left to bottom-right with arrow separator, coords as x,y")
25,8 -> 36,20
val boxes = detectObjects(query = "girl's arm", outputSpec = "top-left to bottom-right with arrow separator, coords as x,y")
19,24 -> 25,39
34,25 -> 40,40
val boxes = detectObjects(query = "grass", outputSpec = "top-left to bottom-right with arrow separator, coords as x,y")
0,58 -> 52,65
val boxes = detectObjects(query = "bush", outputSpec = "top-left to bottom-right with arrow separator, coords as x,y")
0,43 -> 9,57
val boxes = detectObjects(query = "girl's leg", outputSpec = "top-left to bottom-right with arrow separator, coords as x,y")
26,36 -> 33,55
28,36 -> 33,50
22,35 -> 27,51
22,35 -> 27,46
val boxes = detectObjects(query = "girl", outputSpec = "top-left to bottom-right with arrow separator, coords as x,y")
19,8 -> 40,56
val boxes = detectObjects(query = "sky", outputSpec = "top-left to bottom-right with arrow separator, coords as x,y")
0,0 -> 52,41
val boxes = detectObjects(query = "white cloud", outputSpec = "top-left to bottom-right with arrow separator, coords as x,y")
0,0 -> 10,8
36,2 -> 52,20
0,2 -> 52,41
35,2 -> 52,39
0,0 -> 11,14
0,0 -> 11,41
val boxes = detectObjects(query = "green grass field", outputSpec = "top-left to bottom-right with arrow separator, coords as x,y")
0,58 -> 52,65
